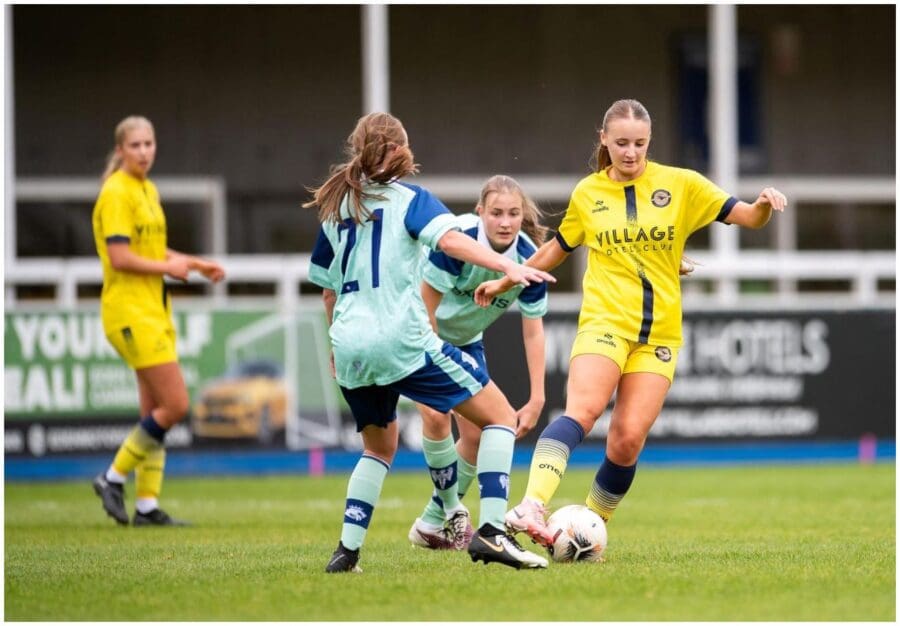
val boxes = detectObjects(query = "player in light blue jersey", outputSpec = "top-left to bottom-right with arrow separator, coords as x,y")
406,175 -> 551,551
305,113 -> 554,572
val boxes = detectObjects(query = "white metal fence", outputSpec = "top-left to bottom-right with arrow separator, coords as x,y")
6,175 -> 895,311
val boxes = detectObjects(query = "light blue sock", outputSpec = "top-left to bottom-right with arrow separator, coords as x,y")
422,435 -> 461,515
420,450 -> 477,526
339,454 -> 390,550
476,425 -> 515,531
456,455 -> 478,500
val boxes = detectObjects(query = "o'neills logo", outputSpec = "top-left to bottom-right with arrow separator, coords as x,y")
655,346 -> 672,362
595,225 -> 675,247
538,463 -> 563,477
651,189 -> 672,207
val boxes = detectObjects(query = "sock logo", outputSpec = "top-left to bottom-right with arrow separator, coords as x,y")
430,467 -> 456,489
344,505 -> 367,522
539,463 -> 563,478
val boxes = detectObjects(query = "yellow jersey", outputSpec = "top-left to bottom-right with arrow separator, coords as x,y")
92,169 -> 172,332
557,161 -> 736,347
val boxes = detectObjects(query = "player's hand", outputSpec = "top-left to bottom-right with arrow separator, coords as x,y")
755,187 -> 788,212
474,278 -> 507,307
514,399 -> 543,439
679,254 -> 701,276
165,255 -> 190,281
501,260 -> 555,289
328,352 -> 336,379
197,259 -> 226,283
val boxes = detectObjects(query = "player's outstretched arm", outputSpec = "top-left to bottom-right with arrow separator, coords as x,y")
724,186 -> 788,229
474,238 -> 569,307
437,230 -> 556,288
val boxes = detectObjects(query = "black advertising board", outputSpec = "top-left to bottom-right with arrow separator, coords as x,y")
483,309 -> 895,444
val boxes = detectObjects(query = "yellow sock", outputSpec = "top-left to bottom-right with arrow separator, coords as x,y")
523,416 -> 584,505
524,438 -> 571,504
136,446 -> 166,500
111,424 -> 162,477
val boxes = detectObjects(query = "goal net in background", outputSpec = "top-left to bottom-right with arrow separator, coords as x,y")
224,307 -> 342,450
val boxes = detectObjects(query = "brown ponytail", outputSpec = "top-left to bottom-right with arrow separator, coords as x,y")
303,112 -> 419,224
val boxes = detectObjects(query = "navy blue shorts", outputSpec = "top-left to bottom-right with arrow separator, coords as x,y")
340,342 -> 490,432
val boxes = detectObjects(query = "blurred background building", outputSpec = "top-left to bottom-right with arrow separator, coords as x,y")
4,5 -> 895,471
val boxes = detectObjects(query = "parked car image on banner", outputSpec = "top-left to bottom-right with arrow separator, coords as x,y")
192,360 -> 288,444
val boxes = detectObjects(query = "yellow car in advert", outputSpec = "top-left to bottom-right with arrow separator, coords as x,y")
191,360 -> 288,444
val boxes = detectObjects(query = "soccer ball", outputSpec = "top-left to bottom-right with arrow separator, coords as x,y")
546,504 -> 607,563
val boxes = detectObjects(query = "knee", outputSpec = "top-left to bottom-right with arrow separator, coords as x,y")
367,440 -> 398,464
420,407 -> 451,439
563,407 -> 602,435
166,395 -> 190,423
606,430 -> 646,465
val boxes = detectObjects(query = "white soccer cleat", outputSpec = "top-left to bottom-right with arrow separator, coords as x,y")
408,517 -> 457,550
505,498 -> 553,548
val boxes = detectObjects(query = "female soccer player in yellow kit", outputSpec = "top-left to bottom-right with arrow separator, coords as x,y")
91,116 -> 225,526
477,99 -> 787,546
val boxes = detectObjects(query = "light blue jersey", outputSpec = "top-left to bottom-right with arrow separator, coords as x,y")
310,182 -> 459,388
424,213 -> 548,346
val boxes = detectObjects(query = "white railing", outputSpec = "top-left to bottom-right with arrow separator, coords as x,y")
4,250 -> 894,311
6,175 -> 895,311
14,176 -> 228,254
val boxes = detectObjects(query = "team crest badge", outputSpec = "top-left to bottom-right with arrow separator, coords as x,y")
431,467 -> 456,489
344,505 -> 367,522
651,189 -> 672,207
654,346 -> 672,362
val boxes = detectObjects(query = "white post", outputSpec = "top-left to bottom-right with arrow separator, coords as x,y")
708,4 -> 739,303
5,6 -> 16,305
361,4 -> 390,114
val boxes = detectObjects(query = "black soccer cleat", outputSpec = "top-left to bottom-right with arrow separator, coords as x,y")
325,541 -> 362,573
467,524 -> 548,569
92,473 -> 129,525
133,508 -> 189,527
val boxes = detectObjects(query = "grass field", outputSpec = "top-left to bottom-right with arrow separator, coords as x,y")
5,462 -> 895,621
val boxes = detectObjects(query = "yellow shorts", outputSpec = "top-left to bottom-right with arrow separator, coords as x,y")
105,322 -> 178,370
570,330 -> 679,382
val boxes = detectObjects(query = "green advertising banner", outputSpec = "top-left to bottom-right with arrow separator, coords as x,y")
5,308 -> 346,456
5,310 -> 269,418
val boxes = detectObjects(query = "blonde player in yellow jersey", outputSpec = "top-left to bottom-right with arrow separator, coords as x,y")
91,116 -> 225,526
476,99 -> 787,547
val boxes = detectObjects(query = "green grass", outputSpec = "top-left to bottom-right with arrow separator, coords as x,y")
5,463 -> 895,621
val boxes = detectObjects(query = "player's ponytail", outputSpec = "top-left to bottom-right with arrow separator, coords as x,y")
589,99 -> 651,173
478,175 -> 549,246
305,112 -> 419,224
101,116 -> 155,181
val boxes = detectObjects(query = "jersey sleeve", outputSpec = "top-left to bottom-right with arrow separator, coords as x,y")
96,185 -> 134,243
309,226 -> 338,290
402,185 -> 459,251
422,248 -> 464,293
683,169 -> 739,234
555,188 -> 587,251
